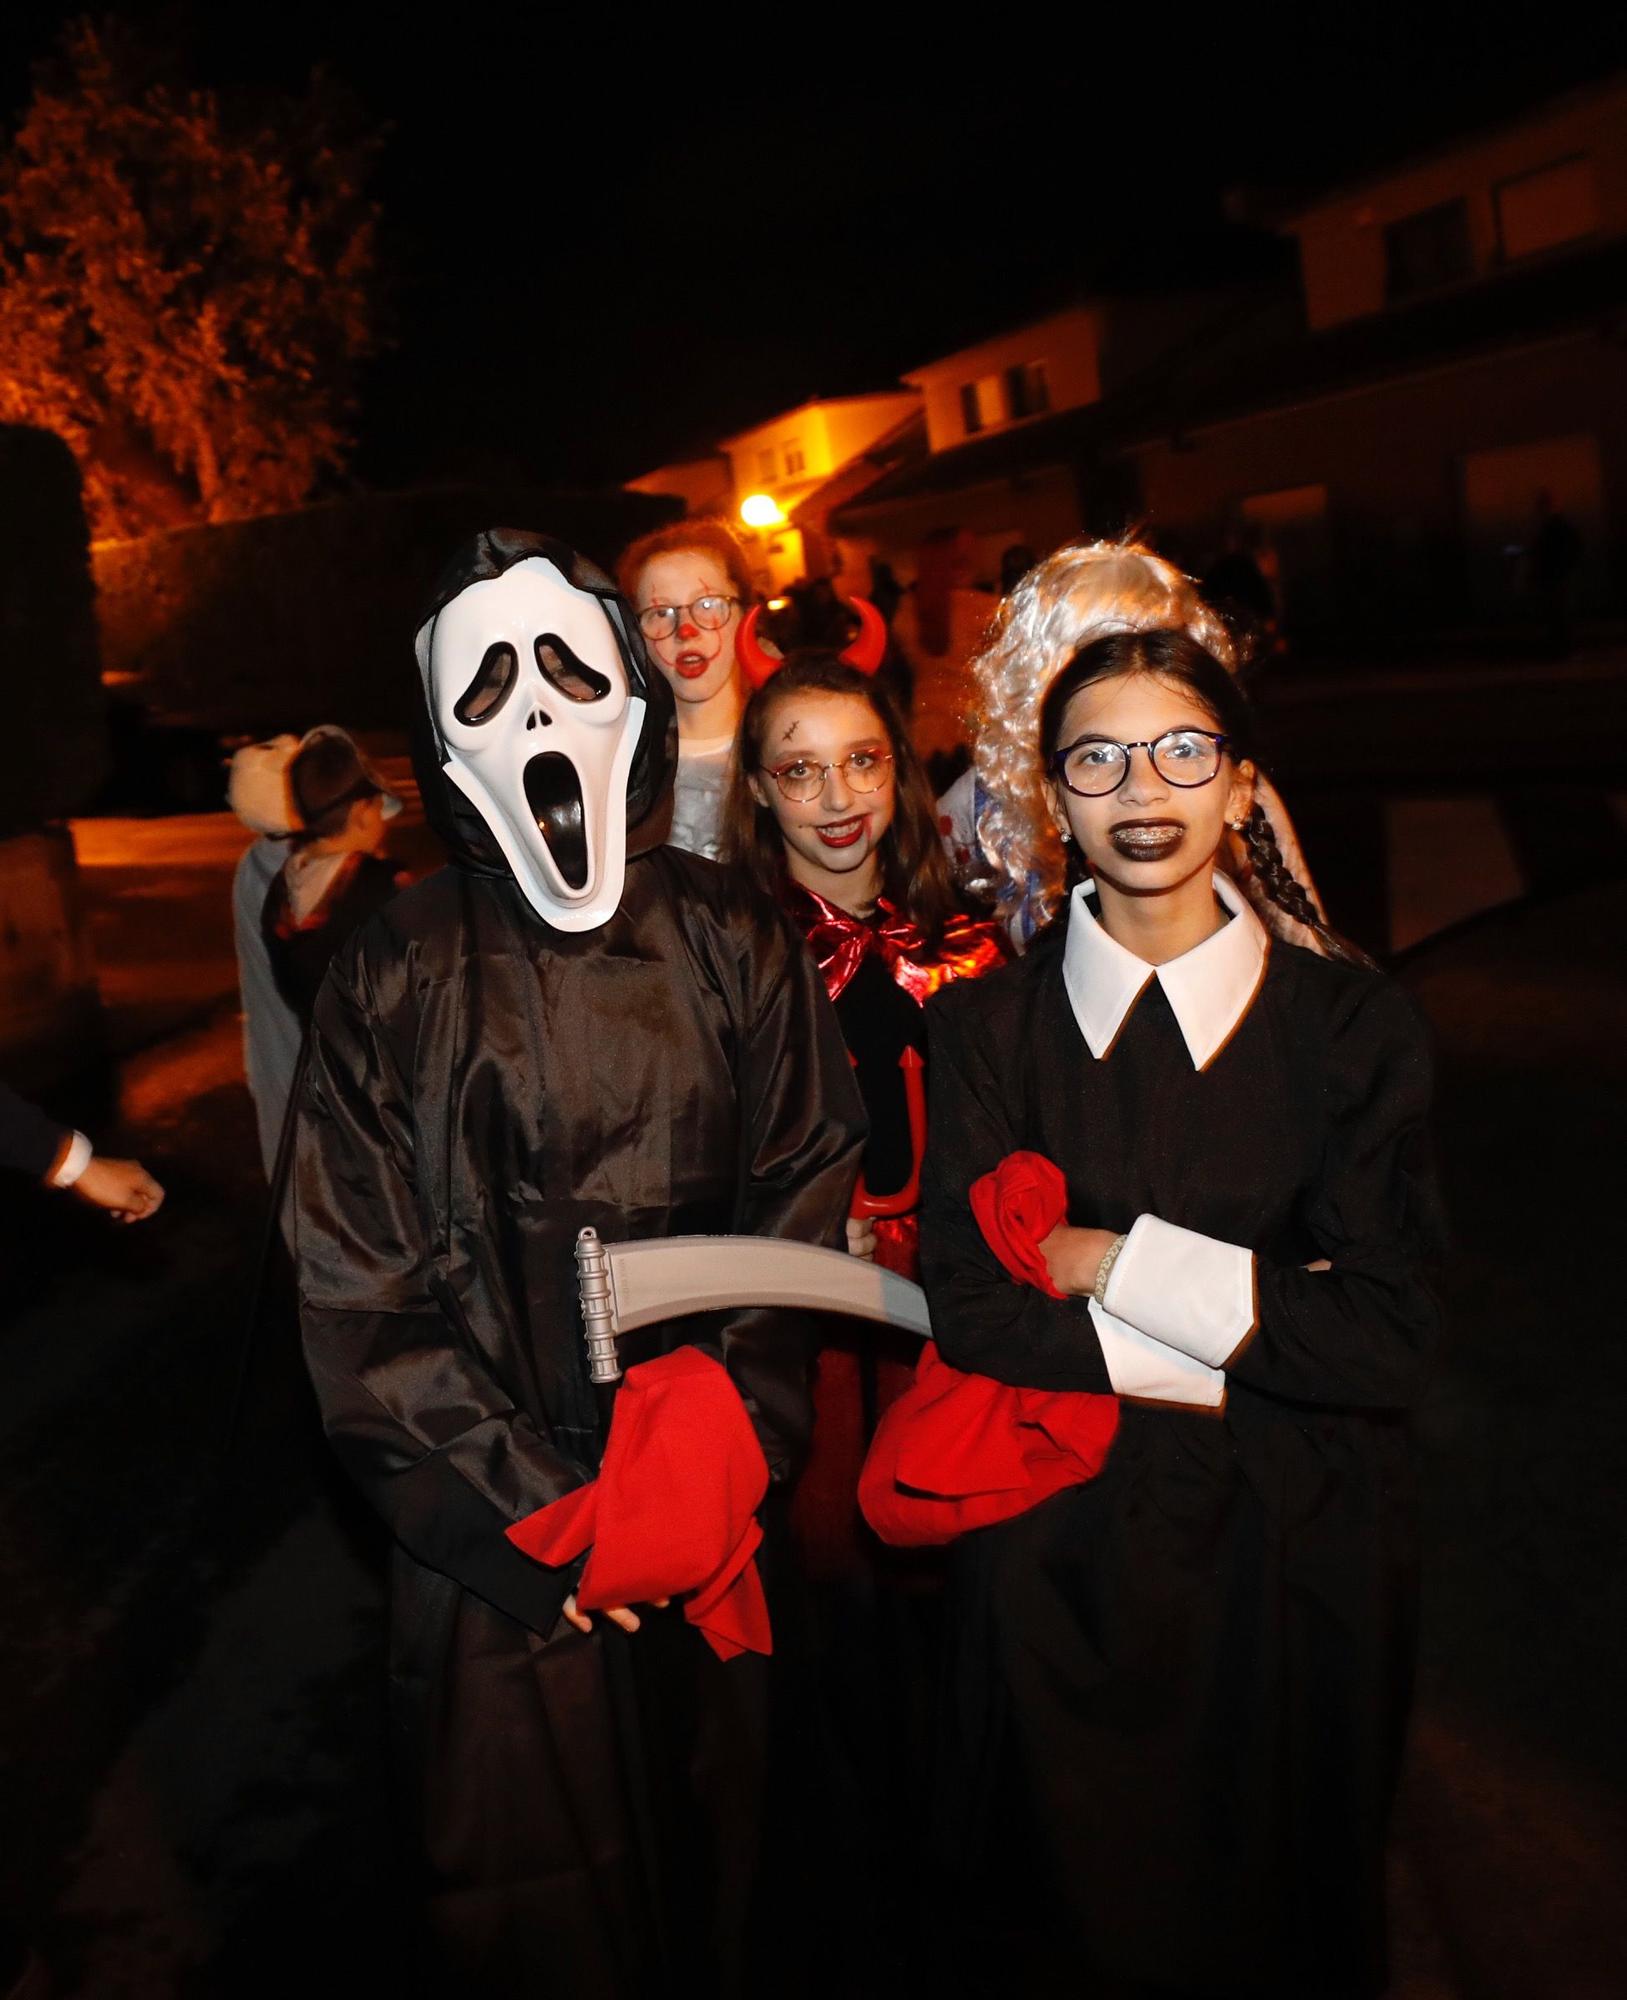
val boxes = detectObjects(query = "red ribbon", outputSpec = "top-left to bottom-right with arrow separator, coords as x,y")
505,1347 -> 772,1662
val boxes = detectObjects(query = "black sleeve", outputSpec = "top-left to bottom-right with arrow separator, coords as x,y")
709,903 -> 869,1480
294,938 -> 589,1638
917,984 -> 1113,1394
264,859 -> 402,1026
1227,979 -> 1443,1408
0,1077 -> 68,1181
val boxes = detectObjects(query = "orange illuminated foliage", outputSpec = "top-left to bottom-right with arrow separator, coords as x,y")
0,17 -> 385,540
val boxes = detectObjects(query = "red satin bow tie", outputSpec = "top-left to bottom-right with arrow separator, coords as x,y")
797,890 -> 940,1004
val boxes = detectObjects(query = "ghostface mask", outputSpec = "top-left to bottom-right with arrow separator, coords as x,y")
423,555 -> 646,931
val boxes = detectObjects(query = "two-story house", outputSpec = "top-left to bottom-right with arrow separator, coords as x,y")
822,291 -> 1277,586
1124,76 -> 1627,635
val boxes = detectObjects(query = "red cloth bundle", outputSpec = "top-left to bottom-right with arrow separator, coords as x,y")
858,1341 -> 1118,1545
505,1346 -> 771,1661
969,1149 -> 1069,1298
858,1149 -> 1117,1545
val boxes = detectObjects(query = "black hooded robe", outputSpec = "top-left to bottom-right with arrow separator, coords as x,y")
293,533 -> 866,1991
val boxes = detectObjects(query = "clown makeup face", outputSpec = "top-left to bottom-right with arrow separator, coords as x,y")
427,557 -> 644,932
747,689 -> 897,914
633,549 -> 744,736
1044,670 -> 1254,907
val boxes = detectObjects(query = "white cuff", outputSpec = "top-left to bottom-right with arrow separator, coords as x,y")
1102,1214 -> 1255,1368
49,1130 -> 93,1189
1088,1298 -> 1225,1409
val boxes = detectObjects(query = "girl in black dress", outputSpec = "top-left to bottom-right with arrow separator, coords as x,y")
920,627 -> 1440,1997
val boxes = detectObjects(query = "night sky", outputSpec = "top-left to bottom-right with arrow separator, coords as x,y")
4,6 -> 1625,491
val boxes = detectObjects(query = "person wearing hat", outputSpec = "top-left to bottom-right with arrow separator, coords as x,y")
261,728 -> 406,1028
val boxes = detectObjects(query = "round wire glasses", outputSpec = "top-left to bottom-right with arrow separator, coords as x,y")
637,595 -> 739,641
1051,728 -> 1230,797
761,750 -> 895,803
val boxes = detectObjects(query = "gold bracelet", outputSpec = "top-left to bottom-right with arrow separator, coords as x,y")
1092,1231 -> 1129,1307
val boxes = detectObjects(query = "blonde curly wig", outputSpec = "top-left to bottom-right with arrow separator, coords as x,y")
969,538 -> 1239,927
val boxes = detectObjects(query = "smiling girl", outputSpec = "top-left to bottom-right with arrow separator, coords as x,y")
618,519 -> 755,859
723,650 -> 1003,1270
920,627 -> 1441,1996
722,645 -> 1005,1916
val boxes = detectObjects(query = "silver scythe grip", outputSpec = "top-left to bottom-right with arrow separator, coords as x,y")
575,1228 -> 934,1386
575,1226 -> 623,1385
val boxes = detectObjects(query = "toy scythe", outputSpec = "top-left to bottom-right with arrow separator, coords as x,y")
575,1226 -> 932,1386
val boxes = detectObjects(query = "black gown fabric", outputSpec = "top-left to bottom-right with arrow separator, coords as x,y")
919,919 -> 1440,1997
262,849 -> 402,1025
294,846 -> 865,1992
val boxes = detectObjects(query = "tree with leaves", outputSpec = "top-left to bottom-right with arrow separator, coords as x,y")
0,17 -> 384,541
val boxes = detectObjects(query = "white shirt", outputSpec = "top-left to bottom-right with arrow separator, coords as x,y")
666,735 -> 734,862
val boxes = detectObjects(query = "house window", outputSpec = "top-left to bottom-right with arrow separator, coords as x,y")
758,449 -> 776,481
1496,156 -> 1598,261
1005,360 -> 1050,420
783,439 -> 806,477
1383,198 -> 1473,303
960,375 -> 1005,437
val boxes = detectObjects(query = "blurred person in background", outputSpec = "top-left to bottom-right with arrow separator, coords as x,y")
619,517 -> 755,858
1203,519 -> 1280,663
1526,488 -> 1583,657
227,735 -> 305,1176
999,542 -> 1038,596
1,1077 -> 163,1221
893,525 -> 997,766
261,728 -> 406,1028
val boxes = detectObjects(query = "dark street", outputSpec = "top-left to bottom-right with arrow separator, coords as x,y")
3,18 -> 1626,1995
2,656 -> 1625,1996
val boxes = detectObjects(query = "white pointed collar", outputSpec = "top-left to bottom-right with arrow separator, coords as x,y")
1061,871 -> 1269,1070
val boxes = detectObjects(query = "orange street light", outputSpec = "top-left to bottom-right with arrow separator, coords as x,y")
740,493 -> 787,530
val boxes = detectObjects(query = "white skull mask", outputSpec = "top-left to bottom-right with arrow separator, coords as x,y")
425,557 -> 645,931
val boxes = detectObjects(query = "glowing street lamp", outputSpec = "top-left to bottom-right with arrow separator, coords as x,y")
739,493 -> 786,530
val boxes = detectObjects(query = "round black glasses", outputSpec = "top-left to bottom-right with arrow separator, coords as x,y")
1052,728 -> 1229,797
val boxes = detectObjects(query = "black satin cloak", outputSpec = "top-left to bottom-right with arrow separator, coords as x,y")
293,845 -> 865,1992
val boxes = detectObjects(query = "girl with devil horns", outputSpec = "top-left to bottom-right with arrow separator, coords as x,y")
722,597 -> 1005,1289
719,606 -> 1005,1934
915,600 -> 1443,1994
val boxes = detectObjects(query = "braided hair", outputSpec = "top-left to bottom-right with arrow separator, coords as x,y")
1239,802 -> 1371,964
1037,629 -> 1374,966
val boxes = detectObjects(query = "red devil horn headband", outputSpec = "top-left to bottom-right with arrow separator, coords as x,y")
736,596 -> 888,689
